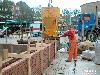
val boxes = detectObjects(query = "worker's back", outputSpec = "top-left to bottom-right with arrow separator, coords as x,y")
63,28 -> 77,41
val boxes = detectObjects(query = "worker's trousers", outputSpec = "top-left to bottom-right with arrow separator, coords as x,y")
68,40 -> 77,61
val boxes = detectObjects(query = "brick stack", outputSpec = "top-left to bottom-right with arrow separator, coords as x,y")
31,51 -> 42,75
2,41 -> 56,75
2,58 -> 20,68
49,42 -> 55,63
40,47 -> 49,73
2,59 -> 28,75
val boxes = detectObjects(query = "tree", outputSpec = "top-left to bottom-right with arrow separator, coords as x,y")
0,1 -> 3,16
2,0 -> 14,19
62,8 -> 71,23
16,1 -> 33,21
62,8 -> 70,16
62,8 -> 80,24
32,5 -> 41,20
72,9 -> 80,24
73,9 -> 80,16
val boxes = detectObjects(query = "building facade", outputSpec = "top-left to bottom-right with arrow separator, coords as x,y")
81,1 -> 100,15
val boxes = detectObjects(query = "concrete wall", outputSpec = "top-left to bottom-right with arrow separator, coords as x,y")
0,44 -> 27,59
0,44 -> 27,53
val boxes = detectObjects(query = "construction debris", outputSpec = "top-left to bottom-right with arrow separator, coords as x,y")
94,40 -> 100,64
81,50 -> 95,61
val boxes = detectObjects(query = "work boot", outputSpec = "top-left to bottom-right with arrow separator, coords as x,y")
65,60 -> 71,62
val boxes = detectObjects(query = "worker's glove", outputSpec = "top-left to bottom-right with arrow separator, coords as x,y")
75,30 -> 78,34
60,33 -> 65,37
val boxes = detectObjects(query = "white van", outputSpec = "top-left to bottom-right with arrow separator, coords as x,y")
30,21 -> 42,37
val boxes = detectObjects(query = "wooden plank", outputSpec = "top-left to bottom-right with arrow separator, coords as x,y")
27,39 -> 31,75
3,49 -> 8,60
27,39 -> 30,54
2,58 -> 13,64
36,43 -> 51,47
55,38 -> 57,54
41,39 -> 44,46
29,47 -> 37,51
8,53 -> 32,59
48,46 -> 51,65
28,58 -> 31,75
11,45 -> 13,53
0,56 -> 2,75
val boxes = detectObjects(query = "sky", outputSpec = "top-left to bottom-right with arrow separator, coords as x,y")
11,0 -> 99,10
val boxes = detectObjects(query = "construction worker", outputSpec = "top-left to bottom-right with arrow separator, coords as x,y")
62,25 -> 78,62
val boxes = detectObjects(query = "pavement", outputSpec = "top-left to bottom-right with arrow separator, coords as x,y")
43,52 -> 100,75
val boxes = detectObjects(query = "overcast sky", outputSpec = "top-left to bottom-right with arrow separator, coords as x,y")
11,0 -> 99,10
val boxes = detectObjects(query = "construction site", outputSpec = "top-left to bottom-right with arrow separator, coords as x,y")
0,0 -> 100,75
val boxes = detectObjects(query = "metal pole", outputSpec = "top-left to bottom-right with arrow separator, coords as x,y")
96,5 -> 98,28
48,0 -> 52,7
48,0 -> 50,7
82,20 -> 84,42
29,27 -> 31,37
69,8 -> 71,25
49,0 -> 50,4
0,56 -> 2,75
6,27 -> 7,44
70,15 -> 71,25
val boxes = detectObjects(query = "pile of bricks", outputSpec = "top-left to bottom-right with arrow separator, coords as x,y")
31,51 -> 41,75
40,47 -> 49,72
1,41 -> 56,75
2,59 -> 28,75
2,58 -> 20,68
49,42 -> 55,63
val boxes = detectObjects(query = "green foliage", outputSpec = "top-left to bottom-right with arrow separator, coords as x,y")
2,0 -> 14,19
31,5 -> 41,20
62,8 -> 70,16
16,1 -> 41,21
73,9 -> 80,16
62,8 -> 80,24
62,8 -> 80,16
16,1 -> 33,20
0,0 -> 41,21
